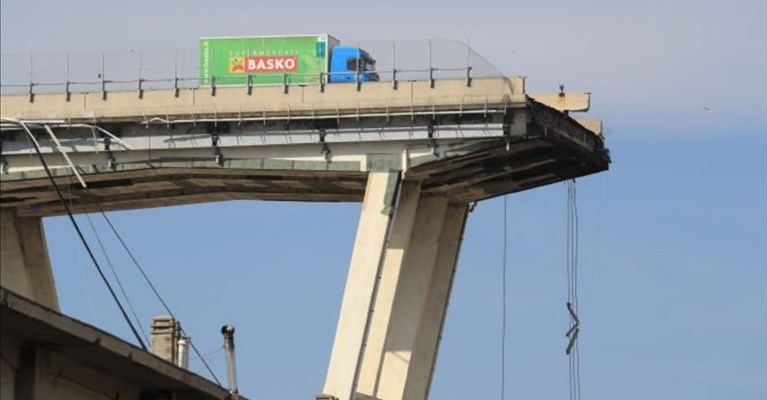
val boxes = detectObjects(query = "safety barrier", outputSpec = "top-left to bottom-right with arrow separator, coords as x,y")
0,39 -> 503,100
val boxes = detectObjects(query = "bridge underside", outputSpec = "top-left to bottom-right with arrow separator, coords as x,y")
0,100 -> 606,217
0,137 -> 601,217
0,77 -> 608,400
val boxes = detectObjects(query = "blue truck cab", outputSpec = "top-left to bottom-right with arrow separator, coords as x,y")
329,46 -> 380,83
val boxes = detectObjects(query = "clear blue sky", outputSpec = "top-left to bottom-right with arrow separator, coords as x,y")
2,0 -> 765,399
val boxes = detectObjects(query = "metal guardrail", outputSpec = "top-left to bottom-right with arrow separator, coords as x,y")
0,39 -> 503,100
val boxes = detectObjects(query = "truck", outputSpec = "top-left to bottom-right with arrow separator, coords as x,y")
198,34 -> 379,86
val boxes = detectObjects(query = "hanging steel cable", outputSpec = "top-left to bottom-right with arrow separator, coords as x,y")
7,119 -> 148,350
500,147 -> 512,400
65,178 -> 101,326
566,179 -> 581,400
94,204 -> 223,387
84,212 -> 150,345
501,193 -> 509,400
3,117 -> 222,384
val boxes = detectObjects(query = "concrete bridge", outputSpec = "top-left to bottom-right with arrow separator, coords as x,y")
0,76 -> 609,400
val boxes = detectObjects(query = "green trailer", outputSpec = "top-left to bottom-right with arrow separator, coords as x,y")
199,34 -> 339,86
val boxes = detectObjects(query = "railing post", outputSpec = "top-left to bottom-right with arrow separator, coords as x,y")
392,41 -> 398,90
211,76 -> 216,96
355,43 -> 361,92
283,73 -> 288,94
28,54 -> 34,103
137,50 -> 144,99
429,40 -> 434,89
246,45 -> 252,95
101,52 -> 107,101
174,49 -> 180,98
65,53 -> 71,102
466,39 -> 473,87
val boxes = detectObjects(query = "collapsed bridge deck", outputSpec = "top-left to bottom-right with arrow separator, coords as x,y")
0,77 -> 608,217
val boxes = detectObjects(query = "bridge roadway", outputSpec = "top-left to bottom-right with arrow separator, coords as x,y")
0,76 -> 609,400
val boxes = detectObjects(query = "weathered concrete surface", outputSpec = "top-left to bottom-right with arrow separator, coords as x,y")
0,209 -> 58,310
150,316 -> 181,364
355,181 -> 423,398
0,287 -> 243,400
321,174 -> 470,400
323,171 -> 400,398
403,203 -> 467,400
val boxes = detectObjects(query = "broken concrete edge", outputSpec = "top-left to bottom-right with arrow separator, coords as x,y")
528,92 -> 590,113
0,286 -> 245,400
575,119 -> 603,136
527,98 -> 610,164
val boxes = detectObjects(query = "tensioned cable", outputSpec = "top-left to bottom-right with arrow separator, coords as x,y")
67,177 -> 101,326
10,115 -> 223,385
83,212 -> 150,345
12,120 -> 148,350
94,205 -> 223,386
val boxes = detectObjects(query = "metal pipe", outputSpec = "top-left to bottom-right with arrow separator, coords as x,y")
42,124 -> 87,188
221,325 -> 239,397
177,336 -> 190,369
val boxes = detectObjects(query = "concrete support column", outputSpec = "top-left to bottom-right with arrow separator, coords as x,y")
322,171 -> 401,399
403,204 -> 468,400
355,182 -> 424,398
322,171 -> 469,400
0,209 -> 59,311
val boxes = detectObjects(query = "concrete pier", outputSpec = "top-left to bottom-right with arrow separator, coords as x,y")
1,76 -> 609,400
